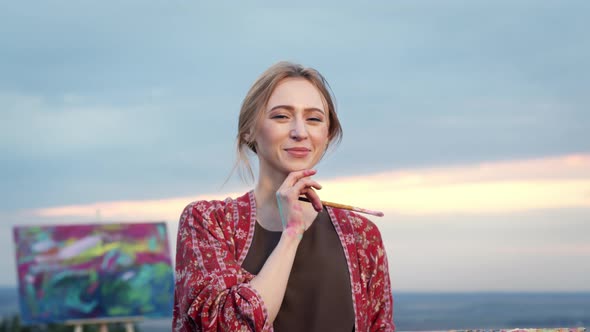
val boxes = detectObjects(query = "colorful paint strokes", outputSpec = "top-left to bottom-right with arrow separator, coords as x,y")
12,222 -> 174,324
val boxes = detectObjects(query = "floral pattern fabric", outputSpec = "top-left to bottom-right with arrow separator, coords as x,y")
172,191 -> 394,331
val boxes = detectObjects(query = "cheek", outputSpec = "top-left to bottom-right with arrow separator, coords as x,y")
314,127 -> 330,144
255,123 -> 284,149
256,123 -> 272,140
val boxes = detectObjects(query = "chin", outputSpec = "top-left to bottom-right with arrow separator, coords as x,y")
266,156 -> 320,174
280,162 -> 316,173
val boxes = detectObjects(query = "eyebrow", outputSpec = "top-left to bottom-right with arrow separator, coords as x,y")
268,105 -> 325,114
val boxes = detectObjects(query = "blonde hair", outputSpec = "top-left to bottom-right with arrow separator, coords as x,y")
233,61 -> 343,182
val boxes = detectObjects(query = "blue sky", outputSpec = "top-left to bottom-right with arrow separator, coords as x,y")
1,1 -> 589,290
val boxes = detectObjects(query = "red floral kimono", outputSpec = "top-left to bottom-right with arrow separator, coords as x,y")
172,191 -> 394,331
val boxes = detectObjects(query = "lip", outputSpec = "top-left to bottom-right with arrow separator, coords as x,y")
284,147 -> 311,157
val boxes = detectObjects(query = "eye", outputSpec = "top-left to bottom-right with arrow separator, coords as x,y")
271,114 -> 289,119
308,117 -> 323,122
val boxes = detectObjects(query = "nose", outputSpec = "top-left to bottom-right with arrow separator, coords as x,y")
290,117 -> 308,141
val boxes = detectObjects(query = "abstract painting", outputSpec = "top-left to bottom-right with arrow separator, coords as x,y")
12,222 -> 174,324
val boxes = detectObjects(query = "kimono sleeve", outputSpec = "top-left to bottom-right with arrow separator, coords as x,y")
367,223 -> 395,331
172,201 -> 271,332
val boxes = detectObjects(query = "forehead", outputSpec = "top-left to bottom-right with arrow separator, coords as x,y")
266,77 -> 326,111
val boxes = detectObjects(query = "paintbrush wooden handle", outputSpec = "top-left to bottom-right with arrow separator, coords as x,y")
298,197 -> 384,217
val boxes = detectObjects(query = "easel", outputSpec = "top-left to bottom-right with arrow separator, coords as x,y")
65,316 -> 143,332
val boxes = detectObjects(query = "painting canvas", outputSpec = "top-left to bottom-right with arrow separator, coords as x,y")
12,222 -> 174,324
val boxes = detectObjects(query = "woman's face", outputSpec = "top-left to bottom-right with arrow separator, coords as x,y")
253,77 -> 330,176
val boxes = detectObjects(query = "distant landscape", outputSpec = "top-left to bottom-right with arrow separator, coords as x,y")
1,287 -> 588,331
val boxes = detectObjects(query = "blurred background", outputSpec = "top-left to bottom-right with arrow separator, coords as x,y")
1,0 -> 589,330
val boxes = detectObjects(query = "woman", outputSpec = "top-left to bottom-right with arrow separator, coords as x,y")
173,62 -> 394,331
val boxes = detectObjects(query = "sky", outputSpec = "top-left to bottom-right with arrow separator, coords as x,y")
1,1 -> 589,291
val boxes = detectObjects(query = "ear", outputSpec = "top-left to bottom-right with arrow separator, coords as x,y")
243,131 -> 257,153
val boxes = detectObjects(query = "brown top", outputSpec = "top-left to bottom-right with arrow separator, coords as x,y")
241,208 -> 355,331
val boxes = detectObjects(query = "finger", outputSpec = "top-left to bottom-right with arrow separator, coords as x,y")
295,179 -> 322,208
292,178 -> 322,194
303,187 -> 323,212
283,169 -> 317,186
277,177 -> 321,201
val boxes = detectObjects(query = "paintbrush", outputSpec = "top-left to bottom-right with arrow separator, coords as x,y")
298,196 -> 384,217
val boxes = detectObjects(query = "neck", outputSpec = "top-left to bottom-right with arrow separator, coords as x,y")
253,163 -> 319,231
254,164 -> 287,211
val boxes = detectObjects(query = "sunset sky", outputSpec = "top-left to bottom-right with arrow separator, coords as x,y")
1,1 -> 589,291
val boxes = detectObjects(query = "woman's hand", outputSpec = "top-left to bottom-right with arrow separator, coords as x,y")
250,169 -> 323,322
275,169 -> 323,238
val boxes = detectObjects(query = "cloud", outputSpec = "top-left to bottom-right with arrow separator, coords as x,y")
0,92 -> 166,157
32,153 -> 590,219
380,206 -> 590,291
2,0 -> 590,290
494,244 -> 590,256
0,88 -> 246,210
3,1 -> 589,210
319,154 -> 590,215
3,154 -> 589,290
33,193 -> 240,222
